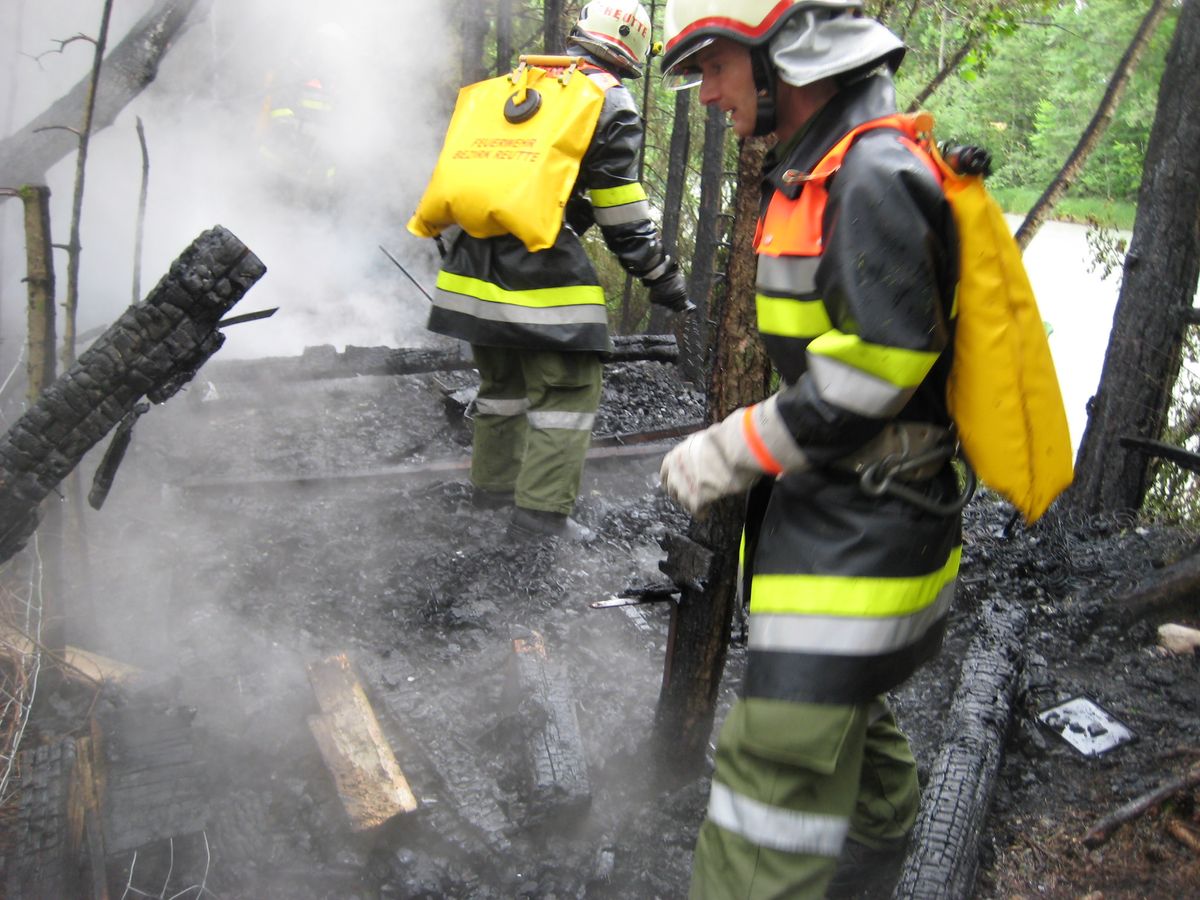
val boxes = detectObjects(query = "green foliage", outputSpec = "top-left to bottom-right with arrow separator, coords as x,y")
897,0 -> 1176,204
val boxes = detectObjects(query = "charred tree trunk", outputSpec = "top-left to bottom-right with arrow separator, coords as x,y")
1064,1 -> 1200,518
0,0 -> 206,196
0,226 -> 266,565
648,89 -> 691,336
1014,0 -> 1172,250
654,137 -> 774,775
686,105 -> 733,381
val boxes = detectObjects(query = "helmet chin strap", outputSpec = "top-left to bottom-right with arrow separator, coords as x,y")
750,46 -> 778,137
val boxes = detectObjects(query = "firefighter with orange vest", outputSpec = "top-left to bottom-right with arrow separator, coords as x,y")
425,0 -> 692,542
658,2 -> 962,896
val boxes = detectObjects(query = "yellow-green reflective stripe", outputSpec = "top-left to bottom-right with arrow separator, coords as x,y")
436,271 -> 604,308
590,183 -> 647,208
756,294 -> 832,339
808,329 -> 938,388
269,108 -> 296,118
750,545 -> 961,618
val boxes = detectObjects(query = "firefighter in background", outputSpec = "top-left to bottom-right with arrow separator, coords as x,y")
424,0 -> 692,542
658,1 -> 962,896
256,21 -> 346,203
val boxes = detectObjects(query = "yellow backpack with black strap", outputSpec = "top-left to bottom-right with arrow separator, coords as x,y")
407,56 -> 611,253
910,113 -> 1074,523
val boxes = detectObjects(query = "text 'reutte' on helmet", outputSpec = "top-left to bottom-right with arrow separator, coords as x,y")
660,0 -> 864,90
570,0 -> 655,79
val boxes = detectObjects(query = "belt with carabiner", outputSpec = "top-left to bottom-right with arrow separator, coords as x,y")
832,421 -> 976,515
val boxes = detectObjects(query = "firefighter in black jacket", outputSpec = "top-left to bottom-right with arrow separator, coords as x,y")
659,1 -> 962,896
426,0 -> 691,542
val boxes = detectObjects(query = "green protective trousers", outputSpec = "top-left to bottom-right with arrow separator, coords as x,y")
469,345 -> 602,516
689,697 -> 920,900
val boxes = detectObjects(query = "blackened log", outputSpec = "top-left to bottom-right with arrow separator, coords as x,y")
5,737 -> 88,897
503,627 -> 591,821
0,226 -> 265,563
204,334 -> 680,384
1119,435 -> 1200,475
894,599 -> 1028,899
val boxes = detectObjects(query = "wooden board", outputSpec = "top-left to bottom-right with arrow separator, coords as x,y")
306,653 -> 418,831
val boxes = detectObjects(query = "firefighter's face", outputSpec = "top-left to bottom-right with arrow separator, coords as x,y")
695,39 -> 758,138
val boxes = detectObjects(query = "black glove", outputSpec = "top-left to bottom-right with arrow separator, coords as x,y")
645,267 -> 696,315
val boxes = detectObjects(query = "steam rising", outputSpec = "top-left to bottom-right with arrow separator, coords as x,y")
1,0 -> 454,359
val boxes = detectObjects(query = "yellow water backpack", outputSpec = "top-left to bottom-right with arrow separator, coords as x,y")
912,112 -> 1074,522
407,56 -> 613,253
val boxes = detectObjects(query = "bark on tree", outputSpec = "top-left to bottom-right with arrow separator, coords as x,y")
496,0 -> 513,75
1014,0 -> 1173,250
0,0 -> 207,196
654,137 -> 774,776
461,0 -> 489,85
647,89 -> 691,336
905,35 -> 980,113
683,105 -> 732,383
1064,1 -> 1200,518
61,0 -> 115,370
544,0 -> 566,54
15,186 -> 56,401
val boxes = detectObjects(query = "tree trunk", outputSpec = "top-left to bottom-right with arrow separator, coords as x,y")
1064,1 -> 1200,518
0,0 -> 207,197
648,88 -> 691,336
496,0 -> 513,75
654,137 -> 774,776
18,186 -> 56,401
544,0 -> 566,54
61,0 -> 115,370
461,0 -> 489,84
1014,0 -> 1173,250
682,105 -> 731,384
905,36 -> 979,113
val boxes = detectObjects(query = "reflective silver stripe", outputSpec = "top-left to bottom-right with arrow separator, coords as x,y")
749,582 -> 955,656
757,255 -> 819,296
592,199 -> 652,226
433,290 -> 609,327
474,397 -> 530,416
527,410 -> 595,431
643,258 -> 672,282
707,781 -> 848,857
807,354 -> 914,418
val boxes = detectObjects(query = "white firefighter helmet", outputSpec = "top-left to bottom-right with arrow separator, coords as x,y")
570,0 -> 654,78
661,0 -> 882,88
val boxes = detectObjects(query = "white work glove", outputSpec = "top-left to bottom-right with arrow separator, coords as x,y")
660,394 -> 809,516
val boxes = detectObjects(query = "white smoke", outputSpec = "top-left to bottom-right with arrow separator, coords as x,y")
1,0 -> 456,361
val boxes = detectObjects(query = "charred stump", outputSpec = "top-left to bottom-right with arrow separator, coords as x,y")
0,225 -> 265,564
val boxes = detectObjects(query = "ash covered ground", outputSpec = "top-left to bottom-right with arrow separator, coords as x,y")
18,351 -> 1200,898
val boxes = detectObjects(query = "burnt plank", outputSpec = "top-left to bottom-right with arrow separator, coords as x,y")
504,627 -> 591,820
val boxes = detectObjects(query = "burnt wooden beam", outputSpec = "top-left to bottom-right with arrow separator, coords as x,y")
202,333 -> 679,385
0,226 -> 266,564
307,654 -> 418,831
895,599 -> 1028,899
503,627 -> 591,821
6,719 -> 110,899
